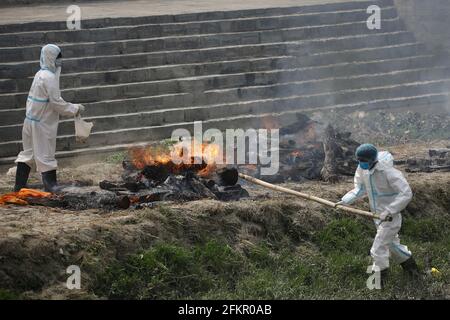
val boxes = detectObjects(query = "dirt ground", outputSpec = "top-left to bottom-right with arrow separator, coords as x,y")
0,140 -> 449,299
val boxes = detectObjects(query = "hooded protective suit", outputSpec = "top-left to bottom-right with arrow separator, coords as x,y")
341,151 -> 413,271
15,44 -> 80,173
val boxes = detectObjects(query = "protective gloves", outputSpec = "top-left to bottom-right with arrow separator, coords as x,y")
379,211 -> 392,221
76,104 -> 85,116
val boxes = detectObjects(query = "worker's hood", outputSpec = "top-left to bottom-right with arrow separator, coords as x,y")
40,44 -> 61,73
374,151 -> 394,170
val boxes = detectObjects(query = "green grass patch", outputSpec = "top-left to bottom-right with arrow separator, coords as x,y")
94,240 -> 246,299
313,217 -> 373,255
0,288 -> 21,300
92,215 -> 449,299
402,215 -> 450,242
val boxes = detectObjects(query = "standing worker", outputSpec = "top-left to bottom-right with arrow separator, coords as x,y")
337,143 -> 420,287
14,44 -> 85,192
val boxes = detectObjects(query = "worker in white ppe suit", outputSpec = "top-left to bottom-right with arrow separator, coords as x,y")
337,144 -> 420,287
14,44 -> 85,192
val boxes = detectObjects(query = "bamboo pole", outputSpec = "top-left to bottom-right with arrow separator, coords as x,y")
239,173 -> 390,221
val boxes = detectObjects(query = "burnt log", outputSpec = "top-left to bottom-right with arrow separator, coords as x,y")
142,164 -> 170,184
186,175 -> 218,199
99,180 -> 143,192
213,184 -> 249,201
217,167 -> 239,186
320,125 -> 359,182
429,148 -> 450,158
24,196 -> 65,208
62,192 -> 131,210
133,189 -> 174,203
25,192 -> 131,210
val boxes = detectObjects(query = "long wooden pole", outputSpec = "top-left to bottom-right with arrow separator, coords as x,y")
239,173 -> 389,221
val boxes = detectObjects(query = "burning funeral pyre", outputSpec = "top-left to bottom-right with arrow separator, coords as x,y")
1,114 -> 364,211
99,142 -> 250,206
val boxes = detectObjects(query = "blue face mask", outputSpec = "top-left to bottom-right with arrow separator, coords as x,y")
359,161 -> 370,170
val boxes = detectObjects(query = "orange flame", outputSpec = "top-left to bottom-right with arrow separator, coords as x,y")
129,145 -> 172,169
129,140 -> 221,177
0,188 -> 52,206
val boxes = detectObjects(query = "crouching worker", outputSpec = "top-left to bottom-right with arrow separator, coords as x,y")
14,44 -> 85,192
336,144 -> 420,287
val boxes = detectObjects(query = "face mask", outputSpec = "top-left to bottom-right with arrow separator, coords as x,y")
55,58 -> 62,68
359,161 -> 370,170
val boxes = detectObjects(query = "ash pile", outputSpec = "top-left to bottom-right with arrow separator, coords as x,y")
240,114 -> 361,183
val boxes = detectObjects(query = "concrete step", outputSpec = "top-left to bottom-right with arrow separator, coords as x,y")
75,92 -> 449,137
60,77 -> 450,136
1,79 -> 448,159
0,93 -> 194,127
0,18 -> 405,63
0,31 -> 418,80
1,55 -> 291,93
0,7 -> 399,47
0,41 -> 427,109
0,0 -> 395,34
1,43 -> 436,94
2,70 -> 450,142
0,52 -> 444,124
200,66 -> 450,104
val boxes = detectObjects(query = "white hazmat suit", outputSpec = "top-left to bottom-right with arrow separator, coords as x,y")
15,44 -> 80,173
341,151 -> 413,271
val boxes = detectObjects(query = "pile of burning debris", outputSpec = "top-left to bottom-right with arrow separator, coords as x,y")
96,138 -> 250,209
0,114 -> 363,211
240,114 -> 360,183
99,158 -> 249,208
0,164 -> 248,212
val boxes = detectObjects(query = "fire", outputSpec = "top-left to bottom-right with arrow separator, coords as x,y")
129,140 -> 222,177
0,188 -> 52,206
130,145 -> 172,169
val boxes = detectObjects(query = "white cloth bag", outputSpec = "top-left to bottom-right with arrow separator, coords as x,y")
74,115 -> 93,142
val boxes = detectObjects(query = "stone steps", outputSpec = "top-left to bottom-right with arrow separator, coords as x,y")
0,51 -> 446,125
1,0 -> 449,162
0,0 -> 395,34
0,6 -> 398,47
1,78 -> 449,157
0,85 -> 450,163
0,31 -> 416,79
0,41 -> 428,108
0,43 -> 435,94
0,18 -> 405,64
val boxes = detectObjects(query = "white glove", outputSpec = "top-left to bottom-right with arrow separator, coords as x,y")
76,104 -> 85,116
379,211 -> 392,221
